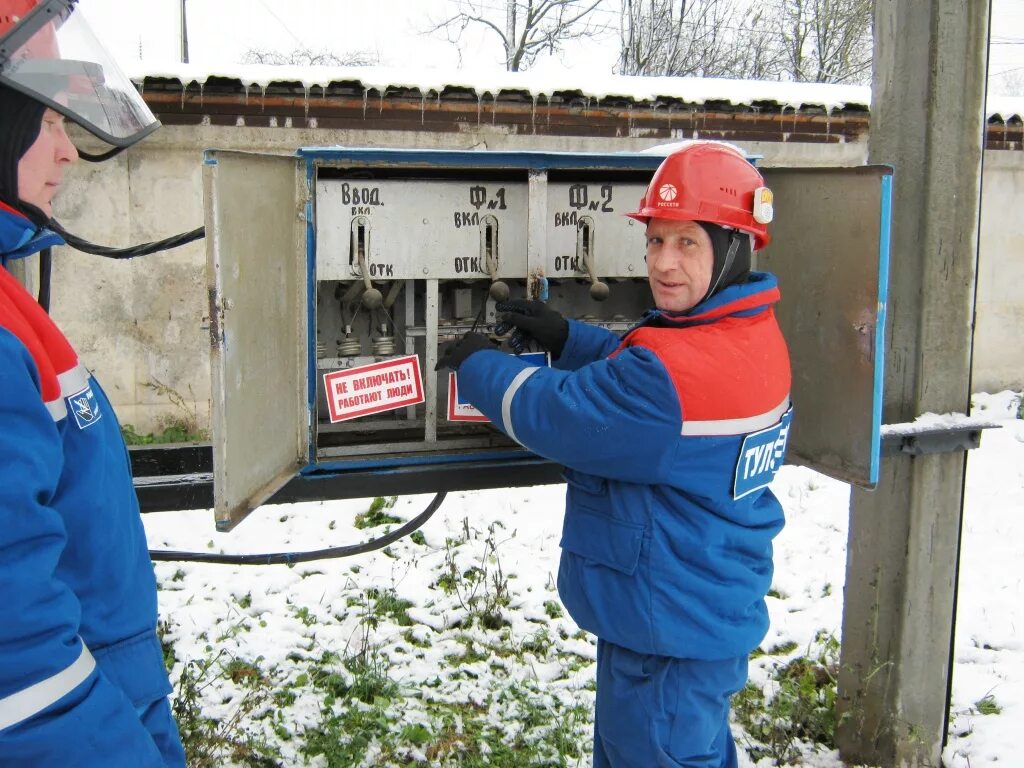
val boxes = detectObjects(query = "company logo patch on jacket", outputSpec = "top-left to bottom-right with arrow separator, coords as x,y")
733,408 -> 792,499
67,385 -> 102,430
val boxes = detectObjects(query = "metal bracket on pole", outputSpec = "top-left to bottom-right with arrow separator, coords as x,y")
880,421 -> 1001,457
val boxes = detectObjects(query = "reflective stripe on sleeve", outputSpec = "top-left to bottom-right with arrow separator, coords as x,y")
42,365 -> 90,423
44,397 -> 66,422
0,642 -> 95,731
57,366 -> 90,400
501,367 -> 540,445
681,396 -> 791,437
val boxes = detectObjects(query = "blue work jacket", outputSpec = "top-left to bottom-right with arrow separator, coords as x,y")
457,274 -> 792,659
0,203 -> 182,765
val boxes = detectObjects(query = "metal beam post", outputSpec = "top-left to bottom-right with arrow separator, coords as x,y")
836,1 -> 991,766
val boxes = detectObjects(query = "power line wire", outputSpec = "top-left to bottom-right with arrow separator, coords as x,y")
254,0 -> 303,47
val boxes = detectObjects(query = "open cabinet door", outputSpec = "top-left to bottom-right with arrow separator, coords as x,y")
204,151 -> 311,530
758,165 -> 892,489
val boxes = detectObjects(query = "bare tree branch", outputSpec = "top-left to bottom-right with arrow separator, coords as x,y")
617,0 -> 757,78
775,0 -> 871,84
618,0 -> 870,83
241,47 -> 379,67
426,0 -> 606,72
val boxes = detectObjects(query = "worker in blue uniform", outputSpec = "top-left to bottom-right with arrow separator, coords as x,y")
0,1 -> 184,764
438,141 -> 793,767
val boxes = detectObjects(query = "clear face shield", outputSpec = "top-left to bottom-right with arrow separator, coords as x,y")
0,0 -> 159,149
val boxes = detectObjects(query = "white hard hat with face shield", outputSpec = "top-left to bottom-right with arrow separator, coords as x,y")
0,0 -> 159,150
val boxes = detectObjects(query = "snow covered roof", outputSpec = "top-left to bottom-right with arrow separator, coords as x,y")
127,61 -> 873,115
126,61 -> 1024,128
987,94 -> 1024,122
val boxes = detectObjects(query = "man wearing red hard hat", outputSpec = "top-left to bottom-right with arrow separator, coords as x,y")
0,1 -> 183,765
439,141 -> 792,767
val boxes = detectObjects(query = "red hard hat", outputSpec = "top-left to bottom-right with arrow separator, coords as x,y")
627,141 -> 774,250
1,0 -> 59,62
0,0 -> 37,35
1,0 -> 159,148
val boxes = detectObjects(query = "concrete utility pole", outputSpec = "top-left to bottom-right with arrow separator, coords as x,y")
837,1 -> 991,766
180,0 -> 189,64
505,0 -> 516,71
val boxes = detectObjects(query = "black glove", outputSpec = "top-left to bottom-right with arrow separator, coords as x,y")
435,332 -> 497,372
494,300 -> 569,358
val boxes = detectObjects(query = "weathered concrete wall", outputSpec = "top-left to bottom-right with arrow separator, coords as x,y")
45,123 -> 1024,434
48,130 -> 210,433
975,150 -> 1024,394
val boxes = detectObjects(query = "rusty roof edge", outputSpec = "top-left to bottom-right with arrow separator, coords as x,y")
126,61 -> 872,116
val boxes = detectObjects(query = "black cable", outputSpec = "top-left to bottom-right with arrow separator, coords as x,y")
469,289 -> 489,333
76,145 -> 127,163
148,491 -> 446,565
48,220 -> 205,259
36,222 -> 204,309
37,247 -> 51,312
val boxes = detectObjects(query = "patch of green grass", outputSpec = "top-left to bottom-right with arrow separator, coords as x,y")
445,636 -> 491,668
214,617 -> 251,643
368,587 -> 414,626
223,657 -> 264,685
976,694 -> 1002,715
434,570 -> 458,594
122,420 -> 207,445
157,619 -> 177,671
734,632 -> 841,764
421,685 -> 590,766
543,600 -> 563,619
750,640 -> 800,660
354,495 -> 402,529
402,628 -> 433,649
224,632 -> 596,768
301,643 -> 401,767
438,520 -> 514,630
171,653 -> 281,768
521,627 -> 555,657
122,380 -> 208,445
343,649 -> 399,705
301,697 -> 395,767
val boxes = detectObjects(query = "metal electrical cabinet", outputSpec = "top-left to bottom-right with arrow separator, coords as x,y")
204,148 -> 891,530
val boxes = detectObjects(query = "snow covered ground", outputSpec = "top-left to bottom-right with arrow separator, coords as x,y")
144,391 -> 1023,767
943,392 -> 1024,768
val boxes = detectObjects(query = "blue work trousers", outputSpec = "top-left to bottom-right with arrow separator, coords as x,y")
138,696 -> 187,767
593,640 -> 747,768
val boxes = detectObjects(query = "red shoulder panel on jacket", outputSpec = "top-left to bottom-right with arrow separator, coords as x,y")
679,286 -> 781,325
0,200 -> 26,219
625,309 -> 791,424
0,268 -> 78,403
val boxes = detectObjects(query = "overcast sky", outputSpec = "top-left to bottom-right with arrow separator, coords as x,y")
83,0 -> 616,72
82,0 -> 1024,93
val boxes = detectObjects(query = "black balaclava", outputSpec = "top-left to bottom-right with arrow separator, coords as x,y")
0,84 -> 50,227
697,221 -> 752,304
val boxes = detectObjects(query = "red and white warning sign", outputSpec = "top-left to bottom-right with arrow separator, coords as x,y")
323,355 -> 424,423
446,351 -> 550,423
447,372 -> 490,422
